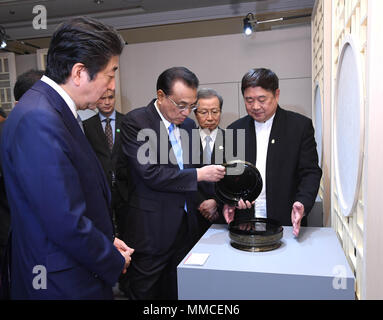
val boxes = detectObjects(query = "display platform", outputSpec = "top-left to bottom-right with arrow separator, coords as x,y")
177,224 -> 355,300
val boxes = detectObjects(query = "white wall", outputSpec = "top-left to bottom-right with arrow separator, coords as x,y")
119,24 -> 312,128
15,54 -> 38,76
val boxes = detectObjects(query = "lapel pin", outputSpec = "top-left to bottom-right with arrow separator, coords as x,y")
219,145 -> 224,150
116,129 -> 120,133
271,139 -> 275,144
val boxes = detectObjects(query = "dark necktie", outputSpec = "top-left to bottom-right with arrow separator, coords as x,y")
105,118 -> 113,151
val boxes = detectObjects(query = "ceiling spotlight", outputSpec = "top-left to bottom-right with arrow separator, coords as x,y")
243,18 -> 253,35
0,26 -> 8,49
243,12 -> 311,36
243,13 -> 256,36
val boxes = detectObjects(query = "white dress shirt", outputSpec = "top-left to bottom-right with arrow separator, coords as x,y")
199,127 -> 218,151
41,75 -> 78,120
254,114 -> 275,218
154,100 -> 181,145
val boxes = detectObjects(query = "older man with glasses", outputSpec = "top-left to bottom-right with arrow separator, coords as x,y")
193,88 -> 227,240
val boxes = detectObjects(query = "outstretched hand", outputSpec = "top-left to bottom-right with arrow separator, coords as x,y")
291,201 -> 305,237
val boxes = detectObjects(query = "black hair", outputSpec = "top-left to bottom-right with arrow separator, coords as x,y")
196,88 -> 223,110
241,68 -> 279,95
156,67 -> 199,96
45,16 -> 124,84
13,69 -> 45,101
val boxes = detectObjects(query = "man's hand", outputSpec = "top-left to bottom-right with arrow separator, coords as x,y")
291,201 -> 305,237
223,199 -> 254,224
199,199 -> 218,222
197,165 -> 225,182
114,237 -> 134,274
223,204 -> 235,224
236,199 -> 254,210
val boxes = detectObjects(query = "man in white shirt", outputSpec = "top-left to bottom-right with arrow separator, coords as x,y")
224,68 -> 322,237
1,17 -> 133,299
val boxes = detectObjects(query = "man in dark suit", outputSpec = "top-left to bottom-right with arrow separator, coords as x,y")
0,17 -> 133,299
193,88 -> 226,239
224,68 -> 322,237
0,69 -> 44,273
83,89 -> 128,237
118,67 -> 225,300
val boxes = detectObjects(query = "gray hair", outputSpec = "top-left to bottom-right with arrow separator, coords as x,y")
197,88 -> 223,110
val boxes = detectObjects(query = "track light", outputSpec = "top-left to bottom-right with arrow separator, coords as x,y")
0,26 -> 8,49
243,13 -> 256,36
243,13 -> 312,36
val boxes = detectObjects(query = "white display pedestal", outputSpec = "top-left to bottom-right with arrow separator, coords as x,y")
177,225 -> 355,300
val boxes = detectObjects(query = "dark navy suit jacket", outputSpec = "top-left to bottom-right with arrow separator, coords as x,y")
118,100 -> 199,255
0,80 -> 124,299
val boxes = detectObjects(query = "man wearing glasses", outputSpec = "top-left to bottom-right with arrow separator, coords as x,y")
193,88 -> 226,240
224,68 -> 322,237
118,67 -> 225,299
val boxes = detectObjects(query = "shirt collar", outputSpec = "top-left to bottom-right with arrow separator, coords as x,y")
199,127 -> 218,142
254,113 -> 275,130
98,110 -> 116,122
41,75 -> 78,119
154,99 -> 172,130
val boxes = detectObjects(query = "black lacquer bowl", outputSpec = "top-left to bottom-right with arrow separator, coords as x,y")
215,160 -> 263,206
229,218 -> 283,252
215,160 -> 283,252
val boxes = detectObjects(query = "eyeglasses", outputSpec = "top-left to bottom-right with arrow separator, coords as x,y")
196,109 -> 221,117
167,96 -> 199,112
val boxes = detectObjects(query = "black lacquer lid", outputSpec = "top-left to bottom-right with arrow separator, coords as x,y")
215,160 -> 263,206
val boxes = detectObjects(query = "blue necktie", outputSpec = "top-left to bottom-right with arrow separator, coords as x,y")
168,123 -> 187,212
168,123 -> 183,169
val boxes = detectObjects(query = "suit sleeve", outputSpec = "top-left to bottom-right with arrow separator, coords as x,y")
295,119 -> 322,215
120,113 -> 198,193
13,110 -> 124,286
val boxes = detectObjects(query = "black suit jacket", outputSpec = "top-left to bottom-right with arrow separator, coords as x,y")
196,127 -> 226,198
83,111 -> 129,204
227,106 -> 322,226
194,127 -> 226,238
118,99 -> 199,255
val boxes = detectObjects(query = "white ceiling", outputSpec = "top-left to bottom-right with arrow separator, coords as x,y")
1,0 -> 315,40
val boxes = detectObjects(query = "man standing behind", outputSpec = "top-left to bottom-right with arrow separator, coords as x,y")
194,88 -> 226,239
224,68 -> 322,237
0,17 -> 133,299
119,67 -> 225,300
83,90 -> 128,237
